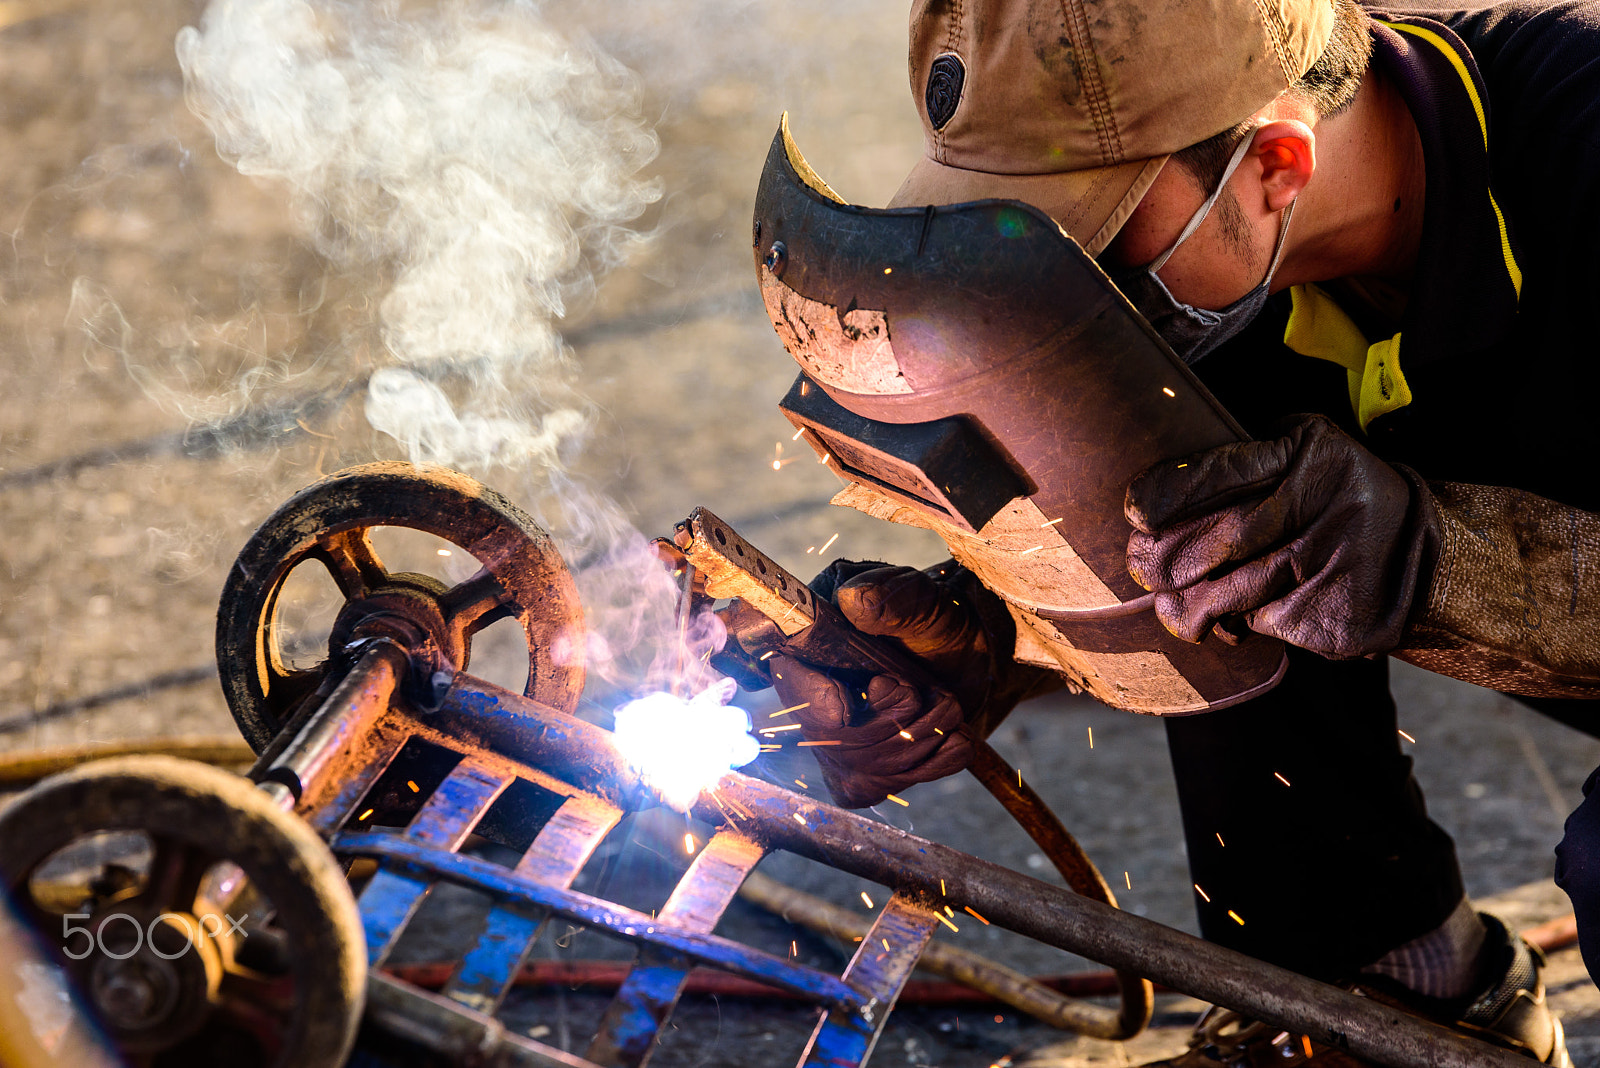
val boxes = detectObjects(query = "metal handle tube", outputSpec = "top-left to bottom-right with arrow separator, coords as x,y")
256,641 -> 406,804
434,675 -> 1533,1068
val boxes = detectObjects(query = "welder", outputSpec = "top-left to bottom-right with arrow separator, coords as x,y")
767,0 -> 1600,1063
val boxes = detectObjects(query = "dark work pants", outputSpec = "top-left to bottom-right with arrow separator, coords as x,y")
1165,647 -> 1465,981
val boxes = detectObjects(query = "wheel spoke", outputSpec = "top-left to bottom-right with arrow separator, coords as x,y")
438,568 -> 512,636
143,839 -> 213,914
318,528 -> 387,598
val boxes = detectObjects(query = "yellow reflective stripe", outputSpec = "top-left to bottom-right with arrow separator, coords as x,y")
1385,22 -> 1487,144
1488,190 -> 1523,297
1383,20 -> 1522,298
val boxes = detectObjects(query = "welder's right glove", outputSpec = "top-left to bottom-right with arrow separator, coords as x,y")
770,559 -> 1056,809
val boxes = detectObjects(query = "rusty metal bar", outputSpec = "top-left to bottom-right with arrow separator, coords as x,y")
739,870 -> 1126,1035
256,640 -> 407,809
431,674 -> 1533,1068
365,972 -> 603,1068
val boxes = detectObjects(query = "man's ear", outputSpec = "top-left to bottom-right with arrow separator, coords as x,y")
1248,120 -> 1315,212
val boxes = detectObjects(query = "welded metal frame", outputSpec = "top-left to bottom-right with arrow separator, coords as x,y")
269,645 -> 1530,1068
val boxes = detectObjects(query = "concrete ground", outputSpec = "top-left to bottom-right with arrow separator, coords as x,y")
1,1 -> 1597,1066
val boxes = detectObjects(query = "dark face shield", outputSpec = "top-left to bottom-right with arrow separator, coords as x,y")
752,117 -> 1285,715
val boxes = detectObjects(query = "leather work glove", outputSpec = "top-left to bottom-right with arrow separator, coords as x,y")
1123,413 -> 1440,658
1127,412 -> 1600,697
770,559 -> 1054,809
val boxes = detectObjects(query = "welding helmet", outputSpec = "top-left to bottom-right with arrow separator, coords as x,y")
752,117 -> 1286,715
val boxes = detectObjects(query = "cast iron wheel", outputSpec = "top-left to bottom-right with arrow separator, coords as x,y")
0,755 -> 365,1068
216,461 -> 585,753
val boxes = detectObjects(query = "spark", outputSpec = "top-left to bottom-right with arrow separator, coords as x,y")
792,426 -> 806,441
1162,387 -> 1176,397
898,730 -> 914,741
881,938 -> 891,952
1228,910 -> 1245,926
770,701 -> 811,716
1177,462 -> 1188,468
933,727 -> 944,736
1088,727 -> 1094,749
1124,871 -> 1131,889
771,442 -> 799,471
885,794 -> 909,807
945,905 -> 955,917
1194,884 -> 1211,903
437,548 -> 452,557
818,451 -> 831,465
797,740 -> 841,747
359,808 -> 374,821
1040,517 -> 1064,527
794,779 -> 808,789
1019,545 -> 1044,555
790,940 -> 797,957
407,781 -> 419,793
819,533 -> 840,555
1398,728 -> 1415,743
964,906 -> 990,925
611,680 -> 759,811
806,546 -> 815,553
760,723 -> 803,734
793,813 -> 808,826
683,833 -> 697,854
937,913 -> 960,932
940,879 -> 946,896
759,650 -> 778,661
1017,769 -> 1023,787
759,744 -> 783,751
1273,771 -> 1292,787
861,892 -> 875,909
883,267 -> 893,274
1216,833 -> 1226,847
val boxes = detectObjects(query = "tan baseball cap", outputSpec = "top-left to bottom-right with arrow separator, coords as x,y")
891,0 -> 1336,257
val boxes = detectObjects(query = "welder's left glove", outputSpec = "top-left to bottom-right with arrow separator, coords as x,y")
1124,412 -> 1440,658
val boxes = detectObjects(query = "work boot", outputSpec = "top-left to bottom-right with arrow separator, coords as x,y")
1143,915 -> 1571,1066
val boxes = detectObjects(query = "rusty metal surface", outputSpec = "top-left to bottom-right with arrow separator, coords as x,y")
215,461 -> 586,752
738,870 -> 1142,1035
418,672 -> 1533,1068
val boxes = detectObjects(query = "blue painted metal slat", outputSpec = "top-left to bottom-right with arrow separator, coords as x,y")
801,893 -> 938,1068
359,868 -> 435,969
442,795 -> 622,1014
357,760 -> 510,967
408,761 -> 509,849
333,830 -> 858,1007
585,831 -> 766,1067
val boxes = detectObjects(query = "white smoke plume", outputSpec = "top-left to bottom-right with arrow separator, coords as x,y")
176,0 -> 661,473
174,0 -> 745,703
